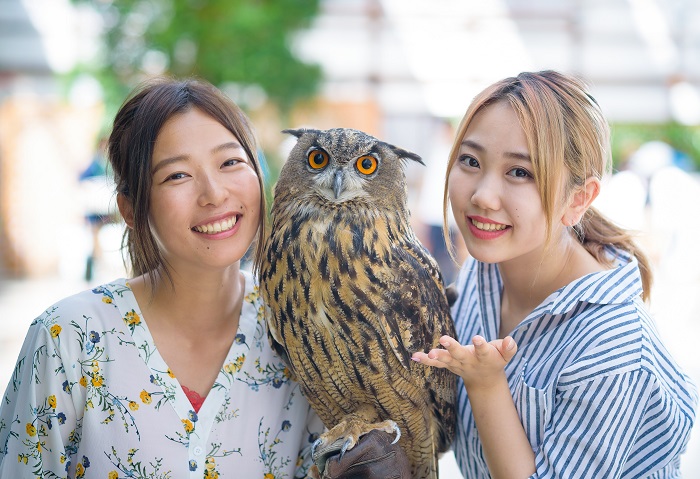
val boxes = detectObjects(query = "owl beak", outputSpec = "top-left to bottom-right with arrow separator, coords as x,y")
333,169 -> 345,199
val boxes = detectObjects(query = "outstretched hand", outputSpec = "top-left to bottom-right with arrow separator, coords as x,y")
412,335 -> 518,389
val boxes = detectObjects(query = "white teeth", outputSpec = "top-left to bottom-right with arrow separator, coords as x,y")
471,219 -> 507,231
194,216 -> 237,234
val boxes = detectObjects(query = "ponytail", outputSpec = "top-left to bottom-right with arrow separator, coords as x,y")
577,207 -> 653,302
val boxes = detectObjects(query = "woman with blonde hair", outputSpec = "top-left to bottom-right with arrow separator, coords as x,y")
413,70 -> 697,478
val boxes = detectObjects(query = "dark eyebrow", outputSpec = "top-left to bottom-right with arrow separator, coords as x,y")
461,139 -> 531,162
152,141 -> 247,175
152,155 -> 187,175
212,141 -> 244,154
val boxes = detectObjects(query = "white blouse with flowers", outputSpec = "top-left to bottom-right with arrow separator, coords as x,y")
0,270 -> 323,479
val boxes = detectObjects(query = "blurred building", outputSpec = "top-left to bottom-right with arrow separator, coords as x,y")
285,0 -> 700,257
2,0 -> 700,276
0,0 -> 103,278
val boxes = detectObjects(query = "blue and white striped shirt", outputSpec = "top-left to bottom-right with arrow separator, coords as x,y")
452,247 -> 698,478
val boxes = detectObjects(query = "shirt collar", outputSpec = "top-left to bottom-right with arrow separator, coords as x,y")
476,246 -> 644,331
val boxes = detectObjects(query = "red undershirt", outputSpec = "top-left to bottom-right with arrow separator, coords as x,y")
181,385 -> 206,412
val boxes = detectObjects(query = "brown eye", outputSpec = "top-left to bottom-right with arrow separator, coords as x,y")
308,149 -> 329,170
356,155 -> 378,175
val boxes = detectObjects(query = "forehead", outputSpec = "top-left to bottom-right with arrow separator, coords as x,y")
154,108 -> 241,153
461,101 -> 527,153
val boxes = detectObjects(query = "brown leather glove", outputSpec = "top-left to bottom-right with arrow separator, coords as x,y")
320,430 -> 411,479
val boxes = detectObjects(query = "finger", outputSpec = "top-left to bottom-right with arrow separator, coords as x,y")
471,335 -> 491,358
438,335 -> 462,349
411,351 -> 449,369
437,335 -> 471,360
499,336 -> 518,362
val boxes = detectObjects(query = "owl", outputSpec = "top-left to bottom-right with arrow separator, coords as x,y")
259,128 -> 456,479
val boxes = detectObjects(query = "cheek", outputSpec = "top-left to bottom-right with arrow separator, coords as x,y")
447,168 -> 466,205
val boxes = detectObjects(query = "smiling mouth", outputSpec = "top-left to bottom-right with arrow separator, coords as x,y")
471,219 -> 508,231
193,216 -> 238,234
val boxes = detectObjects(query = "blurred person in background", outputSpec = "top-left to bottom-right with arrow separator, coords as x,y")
413,70 -> 698,478
0,77 -> 408,479
78,136 -> 118,282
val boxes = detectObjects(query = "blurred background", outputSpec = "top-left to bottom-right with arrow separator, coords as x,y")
1,0 -> 699,476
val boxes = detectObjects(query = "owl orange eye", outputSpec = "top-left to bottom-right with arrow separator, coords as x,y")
356,156 -> 378,175
308,149 -> 329,170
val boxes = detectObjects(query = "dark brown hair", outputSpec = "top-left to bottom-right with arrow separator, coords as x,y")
107,77 -> 267,286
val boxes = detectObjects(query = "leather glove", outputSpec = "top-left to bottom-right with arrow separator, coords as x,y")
320,430 -> 411,479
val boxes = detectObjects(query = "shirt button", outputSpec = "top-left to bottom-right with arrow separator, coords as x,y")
193,446 -> 203,456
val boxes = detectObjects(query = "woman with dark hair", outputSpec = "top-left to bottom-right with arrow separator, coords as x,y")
0,77 -> 330,478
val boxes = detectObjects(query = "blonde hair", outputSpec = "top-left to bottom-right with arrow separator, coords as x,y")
444,70 -> 653,301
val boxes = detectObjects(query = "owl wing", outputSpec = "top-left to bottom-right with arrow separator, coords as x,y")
378,240 -> 455,368
373,239 -> 457,449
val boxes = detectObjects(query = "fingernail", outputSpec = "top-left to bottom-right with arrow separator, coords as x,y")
473,336 -> 484,346
411,355 -> 421,362
506,340 -> 516,350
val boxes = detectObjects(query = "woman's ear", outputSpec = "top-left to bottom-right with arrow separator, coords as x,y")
562,177 -> 601,226
117,193 -> 135,229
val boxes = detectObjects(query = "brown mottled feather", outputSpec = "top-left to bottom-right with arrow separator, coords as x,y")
259,128 -> 456,479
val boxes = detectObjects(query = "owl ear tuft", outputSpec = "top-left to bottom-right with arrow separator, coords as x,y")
383,143 -> 424,166
282,128 -> 320,138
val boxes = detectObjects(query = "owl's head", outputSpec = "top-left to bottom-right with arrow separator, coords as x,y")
276,128 -> 423,209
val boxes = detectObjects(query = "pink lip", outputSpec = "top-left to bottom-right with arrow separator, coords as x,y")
466,215 -> 510,240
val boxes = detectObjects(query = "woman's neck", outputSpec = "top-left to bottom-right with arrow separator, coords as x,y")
497,235 -> 606,337
130,265 -> 244,337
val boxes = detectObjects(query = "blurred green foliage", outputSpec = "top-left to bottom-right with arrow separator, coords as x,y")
70,0 -> 322,118
610,122 -> 700,171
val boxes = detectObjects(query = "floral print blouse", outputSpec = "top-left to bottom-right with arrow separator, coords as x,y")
0,271 -> 323,478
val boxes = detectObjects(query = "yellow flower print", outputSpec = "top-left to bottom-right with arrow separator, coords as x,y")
50,324 -> 62,338
60,455 -> 66,464
80,376 -> 88,387
224,355 -> 245,374
205,457 -> 216,469
92,361 -> 100,372
109,471 -> 119,479
37,441 -> 43,452
125,311 -> 141,326
25,423 -> 36,437
76,462 -> 85,477
167,368 -> 175,378
182,419 -> 194,433
283,367 -> 292,379
128,401 -> 139,411
245,287 -> 260,302
47,395 -> 57,409
91,375 -> 104,387
86,399 -> 94,409
264,474 -> 275,479
140,390 -> 152,404
102,297 -> 113,304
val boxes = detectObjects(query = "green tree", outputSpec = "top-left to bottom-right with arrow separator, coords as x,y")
71,0 -> 322,115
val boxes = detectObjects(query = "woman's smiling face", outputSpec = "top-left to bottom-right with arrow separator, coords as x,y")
448,100 -> 554,266
148,107 -> 261,274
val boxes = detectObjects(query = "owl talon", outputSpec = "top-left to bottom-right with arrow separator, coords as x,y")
339,438 -> 352,459
390,423 -> 402,445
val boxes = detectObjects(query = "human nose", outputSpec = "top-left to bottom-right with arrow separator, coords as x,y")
470,174 -> 501,211
198,173 -> 228,207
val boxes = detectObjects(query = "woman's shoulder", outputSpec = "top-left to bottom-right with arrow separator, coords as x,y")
32,279 -> 131,330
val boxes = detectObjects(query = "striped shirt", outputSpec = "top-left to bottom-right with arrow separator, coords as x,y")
452,247 -> 698,478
